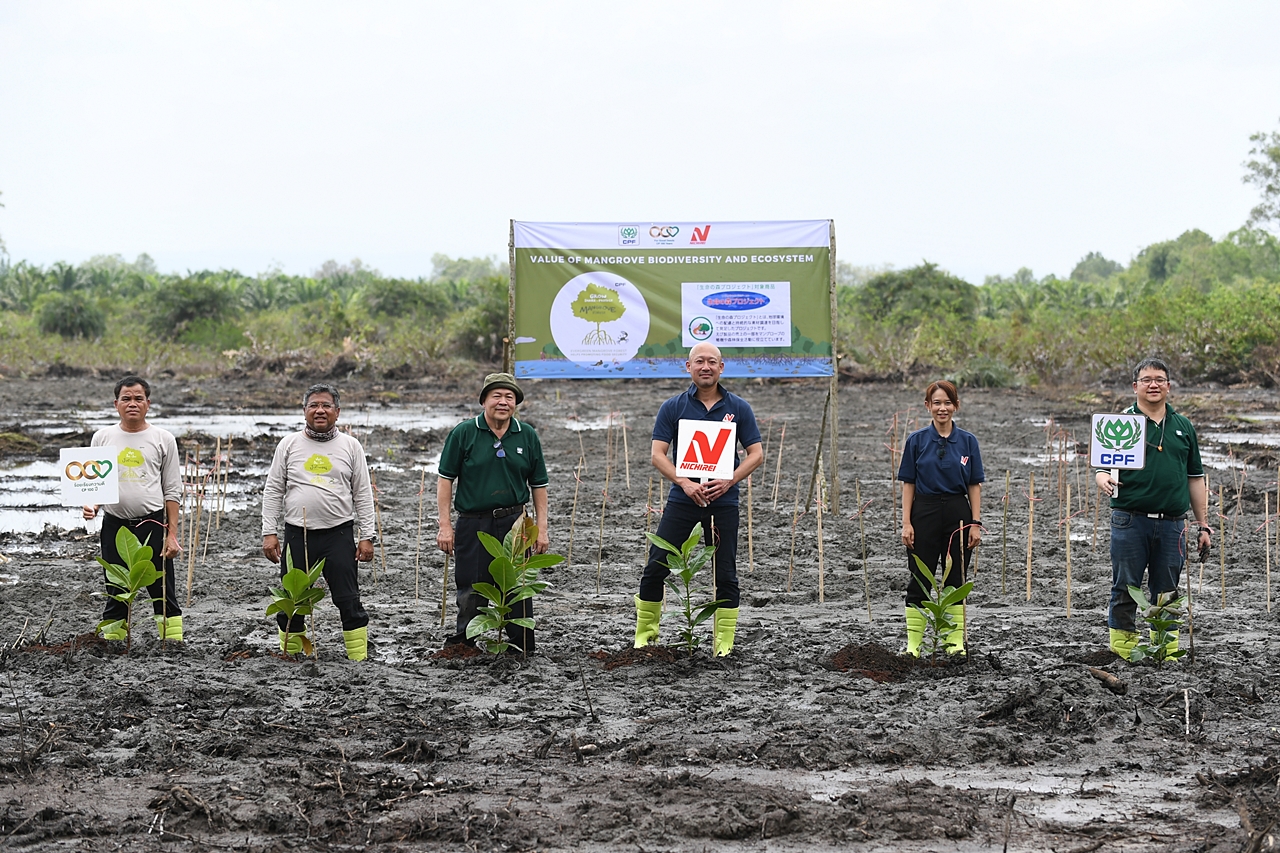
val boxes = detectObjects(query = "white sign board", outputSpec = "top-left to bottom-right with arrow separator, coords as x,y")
681,281 -> 792,348
674,420 -> 738,481
60,447 -> 119,506
1089,414 -> 1146,470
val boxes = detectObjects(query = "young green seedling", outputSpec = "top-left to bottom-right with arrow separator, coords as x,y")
647,526 -> 726,657
265,547 -> 327,657
94,526 -> 163,653
467,516 -> 562,655
1126,586 -> 1188,666
910,554 -> 975,665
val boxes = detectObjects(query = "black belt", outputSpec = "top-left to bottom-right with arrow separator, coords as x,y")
1119,510 -> 1185,521
459,504 -> 525,519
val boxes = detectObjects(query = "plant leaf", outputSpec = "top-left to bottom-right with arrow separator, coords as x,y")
477,531 -> 506,559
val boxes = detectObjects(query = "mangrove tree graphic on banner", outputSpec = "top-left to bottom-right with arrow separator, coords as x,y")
549,273 -> 649,368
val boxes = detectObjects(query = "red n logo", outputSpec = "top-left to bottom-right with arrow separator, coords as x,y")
682,427 -> 732,464
691,225 -> 711,244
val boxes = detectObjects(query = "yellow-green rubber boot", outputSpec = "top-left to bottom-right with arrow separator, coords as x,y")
944,605 -> 966,655
155,615 -> 184,642
1154,628 -> 1180,661
904,606 -> 926,657
634,596 -> 662,648
1109,628 -> 1140,660
713,607 -> 739,657
343,626 -> 367,661
278,629 -> 304,654
99,621 -> 127,641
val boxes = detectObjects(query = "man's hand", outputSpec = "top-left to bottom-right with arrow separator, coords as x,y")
679,479 -> 709,507
262,534 -> 282,564
901,521 -> 915,549
437,524 -> 454,555
356,539 -> 374,563
534,527 -> 549,555
967,523 -> 983,550
1197,528 -> 1211,561
82,504 -> 99,521
704,478 -> 733,502
1095,470 -> 1118,497
161,532 -> 181,559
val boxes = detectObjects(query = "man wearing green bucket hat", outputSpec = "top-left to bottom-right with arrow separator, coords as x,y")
437,372 -> 549,653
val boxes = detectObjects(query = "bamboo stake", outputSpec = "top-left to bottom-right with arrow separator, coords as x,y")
762,418 -> 774,477
221,436 -> 231,528
212,436 -> 222,530
577,429 -> 587,472
857,478 -> 871,622
890,412 -> 899,534
1092,466 -> 1102,552
568,457 -> 582,569
1268,492 -> 1273,613
771,422 -> 787,510
787,475 -> 801,592
747,474 -> 755,573
620,411 -> 631,491
1199,473 -> 1209,594
1065,483 -> 1072,618
1219,484 -> 1226,610
1001,470 -> 1010,595
201,467 -> 214,563
372,474 -> 386,583
816,460 -> 825,603
596,462 -> 610,594
805,389 -> 831,512
1185,558 -> 1195,664
1026,472 -> 1035,601
304,507 -> 314,651
186,467 -> 202,606
414,469 -> 426,601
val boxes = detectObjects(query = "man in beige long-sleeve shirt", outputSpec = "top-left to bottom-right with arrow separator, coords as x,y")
261,383 -> 375,660
83,374 -> 185,642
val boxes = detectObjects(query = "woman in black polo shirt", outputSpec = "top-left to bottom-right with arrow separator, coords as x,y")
897,380 -> 984,657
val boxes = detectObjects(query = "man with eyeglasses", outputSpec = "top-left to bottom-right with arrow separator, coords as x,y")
261,383 -> 375,660
1095,357 -> 1211,660
437,373 -> 549,653
84,374 -> 184,642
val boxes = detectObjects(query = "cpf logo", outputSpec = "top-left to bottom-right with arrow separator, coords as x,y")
1089,413 -> 1146,470
618,226 -> 639,246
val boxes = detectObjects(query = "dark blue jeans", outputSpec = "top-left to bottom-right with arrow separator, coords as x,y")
1108,510 -> 1186,632
639,500 -> 740,609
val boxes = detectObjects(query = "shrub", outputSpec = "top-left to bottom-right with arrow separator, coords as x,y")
34,291 -> 106,339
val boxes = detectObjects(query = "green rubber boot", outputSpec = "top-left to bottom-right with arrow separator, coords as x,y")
278,629 -> 305,655
1153,628 -> 1180,661
99,620 -> 127,641
634,596 -> 662,648
155,615 -> 183,642
944,605 -> 966,656
713,607 -> 739,657
1109,628 -> 1140,661
343,626 -> 368,661
904,606 -> 926,657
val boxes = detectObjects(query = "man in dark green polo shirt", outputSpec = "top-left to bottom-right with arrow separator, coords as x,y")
1094,357 -> 1211,659
437,373 -> 549,652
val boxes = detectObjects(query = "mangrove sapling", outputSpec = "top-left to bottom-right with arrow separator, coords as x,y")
647,526 -> 725,657
265,548 -> 328,657
94,526 -> 163,653
1125,586 -> 1188,666
909,553 -> 975,665
467,516 -> 562,655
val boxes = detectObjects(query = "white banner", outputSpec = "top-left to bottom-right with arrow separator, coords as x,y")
681,281 -> 791,348
514,220 -> 831,251
674,420 -> 738,481
60,447 -> 119,506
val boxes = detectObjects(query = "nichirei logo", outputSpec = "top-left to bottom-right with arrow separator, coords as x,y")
682,427 -> 733,470
689,225 -> 711,245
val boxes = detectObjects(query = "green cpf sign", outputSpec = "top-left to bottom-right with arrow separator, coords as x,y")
1090,413 -> 1146,470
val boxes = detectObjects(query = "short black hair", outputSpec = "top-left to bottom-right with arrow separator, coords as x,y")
114,375 -> 151,400
1131,357 -> 1171,384
303,383 -> 341,409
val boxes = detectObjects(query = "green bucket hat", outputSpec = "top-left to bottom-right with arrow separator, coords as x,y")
479,372 -> 524,405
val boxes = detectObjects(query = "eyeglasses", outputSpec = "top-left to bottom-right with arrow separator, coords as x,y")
1135,377 -> 1169,387
493,440 -> 506,459
306,402 -> 337,411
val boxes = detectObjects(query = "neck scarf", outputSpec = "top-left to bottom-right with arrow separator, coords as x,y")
305,425 -> 338,442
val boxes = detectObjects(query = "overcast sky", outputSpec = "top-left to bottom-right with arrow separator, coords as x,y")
1,1 -> 1277,283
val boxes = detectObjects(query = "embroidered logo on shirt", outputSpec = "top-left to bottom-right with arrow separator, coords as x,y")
723,414 -> 735,422
961,456 -> 970,466
516,447 -> 524,454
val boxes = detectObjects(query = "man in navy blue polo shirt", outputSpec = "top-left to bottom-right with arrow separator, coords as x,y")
634,342 -> 763,656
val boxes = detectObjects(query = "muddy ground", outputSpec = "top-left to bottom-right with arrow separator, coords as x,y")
0,373 -> 1278,852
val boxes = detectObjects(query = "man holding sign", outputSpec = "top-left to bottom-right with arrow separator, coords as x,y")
634,343 -> 763,656
1094,357 -> 1211,660
83,375 -> 184,641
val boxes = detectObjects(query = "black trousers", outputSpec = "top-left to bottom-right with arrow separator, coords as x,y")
278,521 -> 368,633
453,513 -> 534,652
639,500 -> 740,609
905,493 -> 972,606
101,510 -> 181,622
